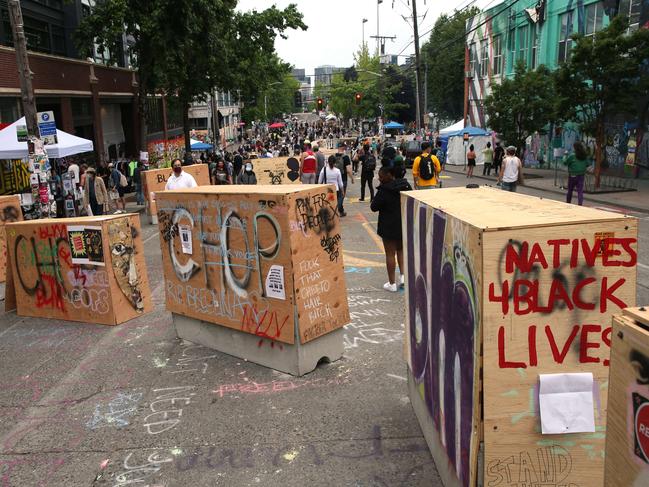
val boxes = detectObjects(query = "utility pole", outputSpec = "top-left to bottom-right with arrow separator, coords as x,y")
411,0 -> 424,132
377,0 -> 383,53
211,90 -> 220,149
8,0 -> 38,142
370,35 -> 396,57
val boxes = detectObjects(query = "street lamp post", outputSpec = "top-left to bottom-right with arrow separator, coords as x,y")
377,0 -> 383,53
362,18 -> 368,48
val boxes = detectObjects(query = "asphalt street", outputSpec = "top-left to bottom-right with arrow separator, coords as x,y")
0,169 -> 647,486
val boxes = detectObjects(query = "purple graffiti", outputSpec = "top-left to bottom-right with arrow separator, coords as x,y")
406,203 -> 477,487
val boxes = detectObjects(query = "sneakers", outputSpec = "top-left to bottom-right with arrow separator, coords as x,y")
358,198 -> 365,201
383,282 -> 398,292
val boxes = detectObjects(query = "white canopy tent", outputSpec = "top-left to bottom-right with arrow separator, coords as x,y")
0,117 -> 94,159
439,119 -> 465,135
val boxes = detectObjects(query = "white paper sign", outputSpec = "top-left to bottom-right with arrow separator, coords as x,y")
179,225 -> 192,255
265,265 -> 285,300
539,372 -> 595,434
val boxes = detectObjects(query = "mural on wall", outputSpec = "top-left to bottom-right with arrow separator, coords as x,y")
108,219 -> 145,311
405,198 -> 480,487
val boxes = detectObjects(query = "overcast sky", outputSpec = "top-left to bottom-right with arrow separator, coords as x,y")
236,0 -> 494,76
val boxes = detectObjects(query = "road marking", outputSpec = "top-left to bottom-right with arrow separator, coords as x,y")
343,254 -> 384,268
143,231 -> 159,245
638,262 -> 649,271
346,250 -> 384,256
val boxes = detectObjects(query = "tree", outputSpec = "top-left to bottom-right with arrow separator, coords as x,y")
554,15 -> 649,187
484,61 -> 556,158
421,7 -> 479,122
76,1 -> 306,154
241,60 -> 300,122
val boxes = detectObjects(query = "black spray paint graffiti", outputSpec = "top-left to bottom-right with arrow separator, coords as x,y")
496,239 -> 597,316
321,233 -> 341,262
1,204 -> 20,223
286,157 -> 300,181
265,170 -> 285,185
294,191 -> 338,236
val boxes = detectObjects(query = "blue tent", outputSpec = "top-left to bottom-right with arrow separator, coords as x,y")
438,124 -> 489,138
384,121 -> 405,129
190,139 -> 213,151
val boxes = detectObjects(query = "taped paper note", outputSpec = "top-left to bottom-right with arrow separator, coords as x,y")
539,372 -> 595,434
179,225 -> 192,255
265,265 -> 285,300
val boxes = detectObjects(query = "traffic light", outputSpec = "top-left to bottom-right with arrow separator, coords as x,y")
355,93 -> 362,105
317,98 -> 324,110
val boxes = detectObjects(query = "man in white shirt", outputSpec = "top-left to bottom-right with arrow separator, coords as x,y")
165,159 -> 198,190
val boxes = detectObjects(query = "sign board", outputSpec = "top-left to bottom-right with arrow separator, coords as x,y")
16,125 -> 28,142
403,187 -> 638,487
37,111 -> 58,145
253,157 -> 302,186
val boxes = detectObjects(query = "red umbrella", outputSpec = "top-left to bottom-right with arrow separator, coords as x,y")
269,122 -> 285,129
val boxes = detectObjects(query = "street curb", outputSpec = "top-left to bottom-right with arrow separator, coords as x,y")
442,168 -> 648,214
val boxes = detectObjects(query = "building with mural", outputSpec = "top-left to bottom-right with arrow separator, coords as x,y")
464,0 -> 648,177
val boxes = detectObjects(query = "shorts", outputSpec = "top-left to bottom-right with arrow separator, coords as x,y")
467,159 -> 476,167
117,187 -> 126,197
382,238 -> 403,251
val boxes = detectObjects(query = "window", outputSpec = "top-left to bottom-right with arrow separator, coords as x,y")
531,27 -> 539,68
469,42 -> 476,75
517,25 -> 529,64
492,35 -> 503,75
509,28 -> 516,66
584,2 -> 604,38
558,10 -> 574,63
480,42 -> 489,78
619,0 -> 641,31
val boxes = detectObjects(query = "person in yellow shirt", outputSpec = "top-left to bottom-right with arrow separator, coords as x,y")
412,142 -> 441,189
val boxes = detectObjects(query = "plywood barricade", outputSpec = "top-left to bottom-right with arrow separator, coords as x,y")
0,195 -> 22,282
4,214 -> 152,325
142,164 -> 210,219
156,184 -> 349,345
605,307 -> 649,487
402,187 -> 638,487
251,157 -> 302,185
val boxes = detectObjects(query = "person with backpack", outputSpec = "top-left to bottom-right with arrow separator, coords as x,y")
318,155 -> 345,215
432,140 -> 446,170
334,142 -> 354,216
109,162 -> 127,212
359,143 -> 376,201
299,141 -> 318,184
371,166 -> 412,292
412,142 -> 441,190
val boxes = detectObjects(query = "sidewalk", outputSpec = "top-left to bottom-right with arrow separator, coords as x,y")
442,165 -> 649,214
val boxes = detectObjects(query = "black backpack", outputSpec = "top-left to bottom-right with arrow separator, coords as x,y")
418,154 -> 435,181
335,153 -> 346,173
364,154 -> 377,172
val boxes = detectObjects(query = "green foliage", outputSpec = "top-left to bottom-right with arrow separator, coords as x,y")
554,15 -> 649,183
241,63 -> 301,122
484,61 -> 556,154
318,44 -> 410,123
76,0 -> 306,150
421,7 -> 479,122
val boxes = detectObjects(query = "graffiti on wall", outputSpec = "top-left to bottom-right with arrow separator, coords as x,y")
405,198 -> 479,487
0,160 -> 30,195
108,220 -> 145,311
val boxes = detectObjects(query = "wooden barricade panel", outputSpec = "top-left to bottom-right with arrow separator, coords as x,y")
605,308 -> 649,487
5,215 -> 152,325
252,157 -> 302,185
288,185 -> 350,343
103,214 -> 153,324
482,219 -> 638,487
402,195 -> 483,487
143,164 -> 210,216
156,187 -> 298,344
0,195 -> 22,282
